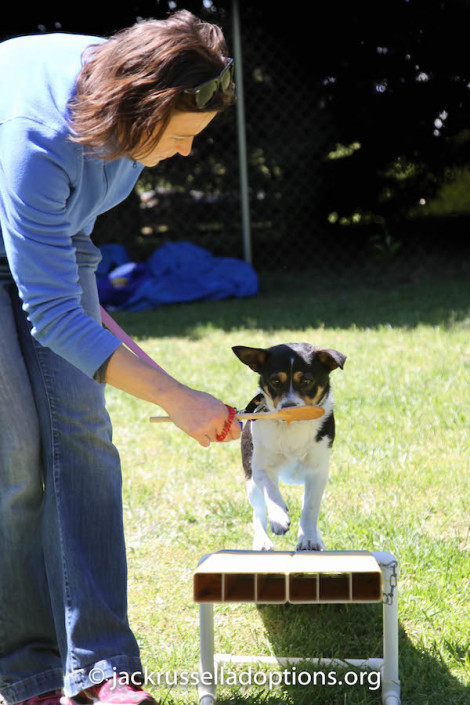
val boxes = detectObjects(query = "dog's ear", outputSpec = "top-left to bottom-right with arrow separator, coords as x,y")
232,346 -> 269,373
316,348 -> 347,371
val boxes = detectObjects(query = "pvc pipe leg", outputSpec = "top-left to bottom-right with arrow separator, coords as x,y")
382,593 -> 401,705
199,603 -> 217,705
383,697 -> 401,705
199,695 -> 217,705
373,553 -> 401,705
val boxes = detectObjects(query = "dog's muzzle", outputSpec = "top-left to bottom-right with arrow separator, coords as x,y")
278,398 -> 305,410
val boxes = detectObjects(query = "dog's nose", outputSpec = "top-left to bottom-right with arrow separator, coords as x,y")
279,400 -> 302,409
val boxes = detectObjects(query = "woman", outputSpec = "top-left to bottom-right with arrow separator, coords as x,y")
0,10 -> 239,705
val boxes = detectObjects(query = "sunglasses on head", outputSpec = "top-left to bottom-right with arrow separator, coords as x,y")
184,58 -> 234,109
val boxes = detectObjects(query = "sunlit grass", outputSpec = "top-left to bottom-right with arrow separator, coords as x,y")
105,270 -> 469,704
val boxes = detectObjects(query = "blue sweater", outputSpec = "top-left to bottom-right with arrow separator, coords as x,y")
0,32 -> 145,378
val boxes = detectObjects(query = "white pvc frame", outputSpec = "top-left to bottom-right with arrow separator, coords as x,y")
197,551 -> 400,705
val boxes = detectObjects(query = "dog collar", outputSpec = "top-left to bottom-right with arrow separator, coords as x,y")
241,393 -> 267,415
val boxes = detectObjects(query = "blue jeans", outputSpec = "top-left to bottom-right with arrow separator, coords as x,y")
0,238 -> 142,704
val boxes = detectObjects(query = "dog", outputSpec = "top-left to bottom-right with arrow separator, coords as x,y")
232,343 -> 346,551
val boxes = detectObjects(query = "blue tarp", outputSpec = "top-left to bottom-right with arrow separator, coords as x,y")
96,242 -> 259,311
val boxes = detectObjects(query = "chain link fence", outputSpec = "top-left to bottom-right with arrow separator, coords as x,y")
77,1 -> 470,275
2,2 -> 470,275
93,1 -> 341,272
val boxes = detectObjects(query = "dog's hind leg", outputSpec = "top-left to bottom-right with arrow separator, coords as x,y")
296,463 -> 329,551
246,477 -> 273,551
262,477 -> 291,537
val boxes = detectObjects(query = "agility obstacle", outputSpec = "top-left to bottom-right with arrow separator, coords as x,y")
193,550 -> 400,705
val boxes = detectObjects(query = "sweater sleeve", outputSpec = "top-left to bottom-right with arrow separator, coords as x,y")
0,118 -> 122,378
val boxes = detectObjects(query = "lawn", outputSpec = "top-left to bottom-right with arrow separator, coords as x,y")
104,265 -> 469,705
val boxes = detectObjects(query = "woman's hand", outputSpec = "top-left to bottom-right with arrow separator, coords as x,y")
161,386 -> 240,447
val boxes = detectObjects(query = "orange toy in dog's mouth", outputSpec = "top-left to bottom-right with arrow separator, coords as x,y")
236,406 -> 325,421
150,406 -> 325,424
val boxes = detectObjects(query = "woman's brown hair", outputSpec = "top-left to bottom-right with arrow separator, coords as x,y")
68,10 -> 235,160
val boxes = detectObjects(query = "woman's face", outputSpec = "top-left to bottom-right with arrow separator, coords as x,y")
132,110 -> 218,167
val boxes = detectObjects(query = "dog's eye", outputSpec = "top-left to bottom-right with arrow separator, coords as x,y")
270,377 -> 282,388
301,376 -> 314,388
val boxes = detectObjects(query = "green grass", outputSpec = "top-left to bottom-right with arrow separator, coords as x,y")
104,266 -> 469,704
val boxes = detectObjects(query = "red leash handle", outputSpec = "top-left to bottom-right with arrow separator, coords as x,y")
216,405 -> 237,442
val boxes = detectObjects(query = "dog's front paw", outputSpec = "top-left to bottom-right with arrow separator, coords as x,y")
270,519 -> 291,535
268,505 -> 291,535
296,535 -> 326,551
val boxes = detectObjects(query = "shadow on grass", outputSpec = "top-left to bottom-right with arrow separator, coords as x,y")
208,602 -> 469,704
105,265 -> 470,343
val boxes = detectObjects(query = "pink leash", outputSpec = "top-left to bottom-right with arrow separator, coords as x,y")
100,305 -> 164,371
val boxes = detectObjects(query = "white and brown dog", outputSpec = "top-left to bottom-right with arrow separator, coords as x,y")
233,343 -> 346,551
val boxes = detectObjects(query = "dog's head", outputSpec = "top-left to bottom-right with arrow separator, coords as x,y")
232,343 -> 346,412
